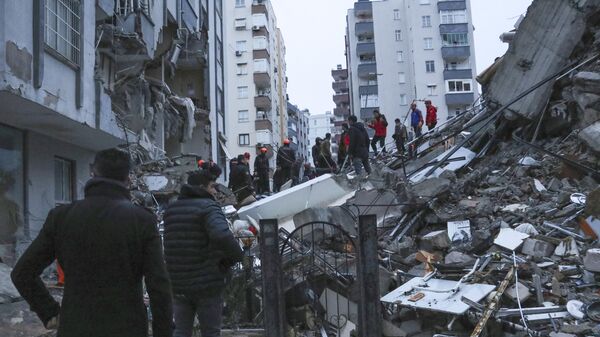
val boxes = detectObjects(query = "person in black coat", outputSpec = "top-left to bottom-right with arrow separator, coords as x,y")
276,139 -> 296,185
11,148 -> 173,337
230,154 -> 254,203
347,115 -> 372,175
254,147 -> 270,194
163,163 -> 243,337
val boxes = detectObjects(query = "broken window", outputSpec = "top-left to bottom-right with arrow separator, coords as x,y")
441,33 -> 469,47
54,157 -> 74,205
45,0 -> 81,65
238,134 -> 250,146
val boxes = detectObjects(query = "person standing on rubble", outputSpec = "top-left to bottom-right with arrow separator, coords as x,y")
347,115 -> 372,175
368,109 -> 388,155
276,139 -> 296,185
320,133 -> 336,172
11,148 -> 173,337
393,118 -> 408,154
312,137 -> 323,169
254,147 -> 270,194
410,102 -> 424,137
231,154 -> 254,204
338,124 -> 350,169
163,163 -> 244,337
425,100 -> 438,131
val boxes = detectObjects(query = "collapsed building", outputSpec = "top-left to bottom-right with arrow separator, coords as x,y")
1,0 -> 600,337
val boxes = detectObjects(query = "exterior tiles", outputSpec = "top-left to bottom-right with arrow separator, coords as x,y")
346,0 -> 479,136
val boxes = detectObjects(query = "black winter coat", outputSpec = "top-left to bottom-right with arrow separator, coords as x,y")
11,178 -> 173,337
348,122 -> 370,158
230,163 -> 254,201
163,185 -> 243,295
276,146 -> 296,169
254,154 -> 270,174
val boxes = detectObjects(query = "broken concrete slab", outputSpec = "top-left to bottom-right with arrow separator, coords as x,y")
505,281 -> 531,303
382,319 -> 408,337
554,237 -> 579,257
521,238 -> 556,258
420,230 -> 450,250
583,248 -> 600,272
494,228 -> 530,251
411,177 -> 451,199
0,263 -> 20,302
580,121 -> 600,153
444,251 -> 476,265
409,147 -> 477,183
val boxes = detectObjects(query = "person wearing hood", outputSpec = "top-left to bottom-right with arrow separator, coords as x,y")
11,148 -> 173,337
164,162 -> 243,337
347,115 -> 372,175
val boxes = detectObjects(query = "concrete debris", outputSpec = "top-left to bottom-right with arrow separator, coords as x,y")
583,248 -> 600,272
521,238 -> 555,258
494,228 -> 529,251
0,264 -> 19,303
504,282 -> 531,303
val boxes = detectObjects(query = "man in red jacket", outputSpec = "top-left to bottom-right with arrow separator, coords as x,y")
368,109 -> 388,155
425,100 -> 438,131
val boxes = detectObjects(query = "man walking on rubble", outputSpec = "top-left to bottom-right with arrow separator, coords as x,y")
320,133 -> 336,172
276,139 -> 296,186
230,154 -> 254,204
410,102 -> 424,137
368,109 -> 388,155
393,118 -> 408,154
347,115 -> 372,175
312,137 -> 323,169
254,147 -> 270,194
338,124 -> 350,168
425,100 -> 438,131
11,148 -> 173,337
163,162 -> 244,337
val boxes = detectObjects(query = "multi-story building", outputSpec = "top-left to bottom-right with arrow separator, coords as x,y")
287,103 -> 310,162
224,0 -> 288,172
346,0 -> 478,135
332,64 -> 351,144
0,0 -> 223,264
307,112 -> 335,165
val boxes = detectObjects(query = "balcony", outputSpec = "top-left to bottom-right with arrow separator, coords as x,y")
359,85 -> 378,95
255,95 -> 272,110
357,63 -> 377,78
252,25 -> 270,38
254,72 -> 271,88
360,107 -> 379,120
252,0 -> 268,18
356,42 -> 376,57
354,1 -> 373,18
439,23 -> 469,34
445,92 -> 475,105
443,68 -> 473,80
334,107 -> 350,117
332,81 -> 349,92
441,46 -> 470,60
438,0 -> 467,11
333,94 -> 350,105
253,49 -> 270,60
355,21 -> 374,38
331,68 -> 348,81
181,0 -> 199,32
255,118 -> 273,132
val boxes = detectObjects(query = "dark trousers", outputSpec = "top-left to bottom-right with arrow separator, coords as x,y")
173,293 -> 223,337
256,172 -> 270,194
395,137 -> 405,153
427,122 -> 437,131
352,156 -> 371,175
371,135 -> 386,154
413,126 -> 422,137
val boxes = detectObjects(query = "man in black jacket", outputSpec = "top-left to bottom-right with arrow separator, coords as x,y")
11,148 -> 173,337
230,154 -> 254,203
254,147 -> 270,194
347,115 -> 372,175
276,139 -> 296,185
164,163 -> 243,337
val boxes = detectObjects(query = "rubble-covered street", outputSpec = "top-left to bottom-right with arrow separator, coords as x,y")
1,0 -> 600,337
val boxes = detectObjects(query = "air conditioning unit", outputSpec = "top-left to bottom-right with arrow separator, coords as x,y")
236,51 -> 243,57
252,25 -> 261,31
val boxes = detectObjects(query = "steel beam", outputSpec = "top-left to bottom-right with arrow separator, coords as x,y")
357,215 -> 382,337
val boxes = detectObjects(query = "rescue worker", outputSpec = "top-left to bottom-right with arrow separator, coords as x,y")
276,139 -> 296,185
347,115 -> 372,175
230,154 -> 254,203
393,118 -> 408,154
425,100 -> 438,131
338,124 -> 350,168
163,162 -> 243,337
11,148 -> 173,337
312,137 -> 323,168
254,147 -> 270,194
368,109 -> 388,155
410,102 -> 424,137
320,133 -> 336,172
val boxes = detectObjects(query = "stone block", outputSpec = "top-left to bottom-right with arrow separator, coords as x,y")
584,248 -> 600,272
505,282 -> 531,302
420,230 -> 450,250
521,238 -> 555,258
444,251 -> 476,265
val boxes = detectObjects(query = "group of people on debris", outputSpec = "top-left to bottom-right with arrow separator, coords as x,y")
11,148 -> 244,337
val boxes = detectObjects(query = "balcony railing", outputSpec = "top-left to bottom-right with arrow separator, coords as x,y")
354,1 -> 373,18
445,92 -> 475,105
255,95 -> 272,110
438,0 -> 467,11
333,93 -> 350,105
356,42 -> 376,57
443,68 -> 473,80
441,46 -> 470,60
357,63 -> 377,78
252,0 -> 268,18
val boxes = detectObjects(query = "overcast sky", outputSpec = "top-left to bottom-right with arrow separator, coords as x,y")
272,0 -> 533,115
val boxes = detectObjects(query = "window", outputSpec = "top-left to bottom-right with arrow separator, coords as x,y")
427,85 -> 437,96
45,0 -> 81,65
393,9 -> 401,20
426,60 -> 435,73
239,134 -> 250,146
440,10 -> 467,24
235,18 -> 246,30
446,62 -> 458,70
236,40 -> 247,52
447,80 -> 473,93
397,51 -> 404,62
419,0 -> 430,4
424,38 -> 433,50
395,30 -> 403,41
237,63 -> 247,75
54,157 -> 74,205
398,72 -> 406,83
360,94 -> 379,108
441,33 -> 469,47
422,16 -> 431,27
238,110 -> 249,122
399,94 -> 407,105
253,36 -> 268,50
235,0 -> 245,7
237,86 -> 248,99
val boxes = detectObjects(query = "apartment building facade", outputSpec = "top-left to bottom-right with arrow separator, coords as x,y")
332,65 -> 351,135
224,0 -> 288,172
307,112 -> 335,165
0,0 -> 223,264
287,103 -> 310,162
346,0 -> 478,135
